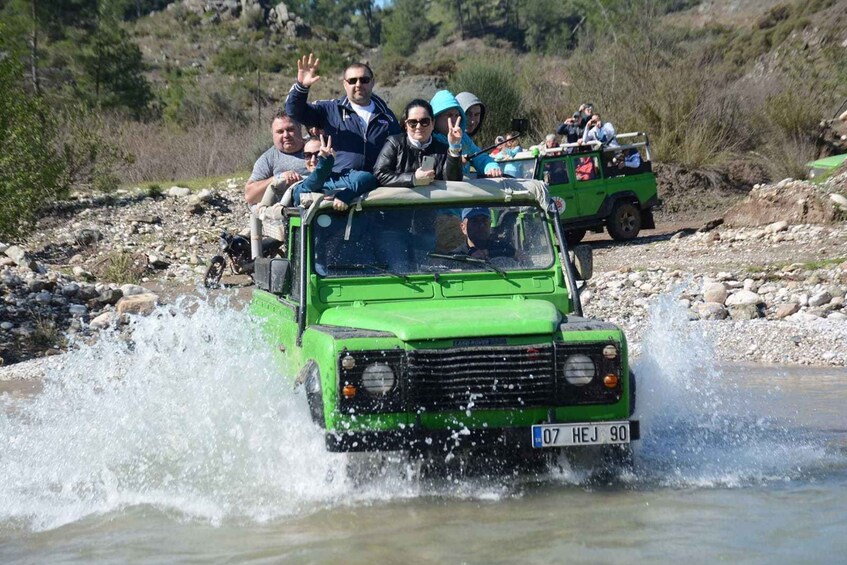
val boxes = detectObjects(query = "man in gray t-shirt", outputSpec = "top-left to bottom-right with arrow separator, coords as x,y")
244,109 -> 310,205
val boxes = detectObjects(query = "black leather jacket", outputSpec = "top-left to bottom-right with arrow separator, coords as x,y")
373,134 -> 463,188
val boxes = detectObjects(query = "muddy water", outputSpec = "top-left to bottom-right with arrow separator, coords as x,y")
1,294 -> 846,563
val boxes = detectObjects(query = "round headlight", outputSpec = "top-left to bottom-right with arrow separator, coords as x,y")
563,354 -> 595,385
361,363 -> 396,395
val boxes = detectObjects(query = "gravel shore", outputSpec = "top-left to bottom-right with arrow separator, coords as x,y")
2,173 -> 846,376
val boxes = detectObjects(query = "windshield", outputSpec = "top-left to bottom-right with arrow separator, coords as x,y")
498,157 -> 537,180
312,204 -> 556,278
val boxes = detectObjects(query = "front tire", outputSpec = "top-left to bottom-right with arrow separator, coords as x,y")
607,201 -> 642,241
204,255 -> 226,289
565,229 -> 586,246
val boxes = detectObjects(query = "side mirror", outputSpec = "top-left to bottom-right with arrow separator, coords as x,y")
254,257 -> 292,294
571,244 -> 593,280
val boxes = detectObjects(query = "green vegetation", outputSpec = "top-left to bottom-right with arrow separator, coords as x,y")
99,251 -> 147,285
0,40 -> 65,240
448,65 -> 522,144
0,0 -> 844,241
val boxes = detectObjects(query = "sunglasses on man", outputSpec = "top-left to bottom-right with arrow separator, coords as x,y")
405,118 -> 432,128
344,76 -> 372,85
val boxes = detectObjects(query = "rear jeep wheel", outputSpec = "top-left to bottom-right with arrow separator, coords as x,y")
607,201 -> 642,241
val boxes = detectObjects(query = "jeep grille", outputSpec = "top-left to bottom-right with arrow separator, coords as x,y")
407,344 -> 556,410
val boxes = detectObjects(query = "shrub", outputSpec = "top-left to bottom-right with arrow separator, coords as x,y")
448,63 -> 522,147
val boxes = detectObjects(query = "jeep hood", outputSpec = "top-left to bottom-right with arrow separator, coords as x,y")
318,299 -> 560,341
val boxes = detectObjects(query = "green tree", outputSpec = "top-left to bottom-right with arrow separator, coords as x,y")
382,0 -> 432,56
0,44 -> 65,240
0,0 -> 152,114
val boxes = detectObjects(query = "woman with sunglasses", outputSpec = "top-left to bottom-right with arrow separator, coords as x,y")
370,100 -> 464,270
373,99 -> 463,187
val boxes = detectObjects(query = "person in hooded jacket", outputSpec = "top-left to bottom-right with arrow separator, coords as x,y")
430,90 -> 502,178
455,92 -> 486,138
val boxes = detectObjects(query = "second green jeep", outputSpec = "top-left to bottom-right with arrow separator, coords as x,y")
498,132 -> 662,244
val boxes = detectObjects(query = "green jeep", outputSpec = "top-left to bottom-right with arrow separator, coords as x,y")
500,133 -> 661,244
249,178 -> 638,464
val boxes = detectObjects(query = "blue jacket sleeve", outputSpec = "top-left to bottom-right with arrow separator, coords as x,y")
464,133 -> 499,174
285,83 -> 326,128
299,156 -> 334,193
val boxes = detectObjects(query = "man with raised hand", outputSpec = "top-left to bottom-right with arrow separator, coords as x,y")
244,109 -> 309,205
285,53 -> 402,177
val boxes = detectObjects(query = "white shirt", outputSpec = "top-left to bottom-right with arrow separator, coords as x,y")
349,101 -> 376,129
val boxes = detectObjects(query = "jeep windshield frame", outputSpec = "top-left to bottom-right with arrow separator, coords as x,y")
310,203 -> 557,279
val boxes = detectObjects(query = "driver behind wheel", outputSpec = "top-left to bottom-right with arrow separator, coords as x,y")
451,208 -> 523,261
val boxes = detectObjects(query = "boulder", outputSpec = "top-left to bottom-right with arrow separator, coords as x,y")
116,293 -> 159,316
168,186 -> 191,198
808,290 -> 833,307
696,302 -> 728,320
774,303 -> 801,318
120,284 -> 148,297
5,246 -> 37,271
726,289 -> 762,306
703,282 -> 728,304
729,304 -> 763,320
89,311 -> 116,329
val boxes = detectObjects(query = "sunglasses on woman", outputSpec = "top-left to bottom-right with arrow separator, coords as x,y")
344,76 -> 372,85
405,118 -> 432,128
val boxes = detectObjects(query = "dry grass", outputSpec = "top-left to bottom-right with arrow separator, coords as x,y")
104,118 -> 266,185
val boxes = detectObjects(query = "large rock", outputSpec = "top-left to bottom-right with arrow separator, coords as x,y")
726,289 -> 762,306
703,282 -> 728,304
5,246 -> 37,271
696,302 -> 728,320
116,293 -> 159,316
774,303 -> 800,318
168,186 -> 191,198
729,304 -> 763,320
808,290 -> 833,307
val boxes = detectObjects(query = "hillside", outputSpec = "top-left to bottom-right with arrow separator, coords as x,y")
0,0 -> 846,244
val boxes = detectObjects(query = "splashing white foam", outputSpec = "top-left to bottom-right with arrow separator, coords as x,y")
0,289 -> 838,532
632,289 -> 831,487
0,295 -> 353,531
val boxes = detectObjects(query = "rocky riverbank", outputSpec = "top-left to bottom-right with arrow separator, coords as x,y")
1,172 -> 846,373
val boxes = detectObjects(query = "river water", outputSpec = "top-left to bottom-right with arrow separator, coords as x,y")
1,293 -> 846,563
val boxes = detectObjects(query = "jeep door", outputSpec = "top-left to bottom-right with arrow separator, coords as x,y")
569,153 -> 606,218
540,156 -> 580,218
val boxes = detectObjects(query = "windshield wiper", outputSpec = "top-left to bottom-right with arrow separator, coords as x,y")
427,252 -> 506,277
327,263 -> 410,282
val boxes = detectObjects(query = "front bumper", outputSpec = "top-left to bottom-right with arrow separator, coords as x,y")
326,420 -> 640,452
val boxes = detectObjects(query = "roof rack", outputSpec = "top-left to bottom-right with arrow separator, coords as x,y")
497,132 -> 653,162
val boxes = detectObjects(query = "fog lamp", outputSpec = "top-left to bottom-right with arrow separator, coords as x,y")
342,384 -> 357,398
603,344 -> 618,359
341,354 -> 356,370
603,374 -> 619,388
362,363 -> 396,395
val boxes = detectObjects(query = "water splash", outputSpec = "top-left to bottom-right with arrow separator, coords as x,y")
0,289 -> 839,532
632,290 -> 831,487
0,295 -> 354,531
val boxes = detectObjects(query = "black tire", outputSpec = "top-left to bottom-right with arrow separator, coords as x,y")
607,201 -> 642,241
565,229 -> 586,246
204,255 -> 226,289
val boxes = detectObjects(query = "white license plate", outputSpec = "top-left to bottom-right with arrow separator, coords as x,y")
531,421 -> 631,448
